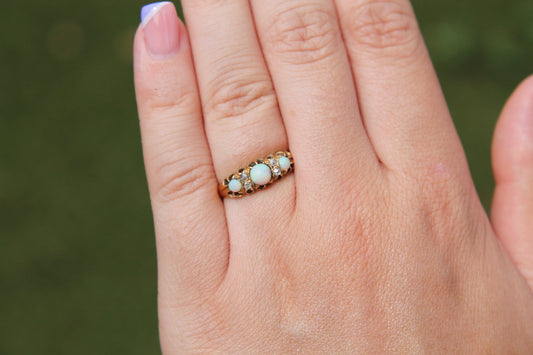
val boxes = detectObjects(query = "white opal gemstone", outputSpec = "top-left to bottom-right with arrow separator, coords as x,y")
250,164 -> 271,185
228,179 -> 242,192
279,156 -> 291,171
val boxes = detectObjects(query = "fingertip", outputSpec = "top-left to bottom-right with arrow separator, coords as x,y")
141,2 -> 173,26
500,75 -> 533,125
492,74 -> 533,183
142,2 -> 181,58
133,11 -> 191,112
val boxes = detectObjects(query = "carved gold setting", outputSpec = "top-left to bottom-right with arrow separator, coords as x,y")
218,151 -> 294,198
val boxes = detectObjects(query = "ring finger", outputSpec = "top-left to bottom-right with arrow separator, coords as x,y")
181,1 -> 295,260
181,0 -> 288,187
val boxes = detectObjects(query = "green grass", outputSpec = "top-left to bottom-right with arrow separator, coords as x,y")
1,0 -> 531,353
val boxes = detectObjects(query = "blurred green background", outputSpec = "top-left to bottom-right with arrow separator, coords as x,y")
1,0 -> 532,353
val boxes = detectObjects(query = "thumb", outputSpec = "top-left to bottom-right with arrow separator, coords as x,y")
491,75 -> 533,290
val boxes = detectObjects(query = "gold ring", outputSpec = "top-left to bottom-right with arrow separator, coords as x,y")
218,151 -> 294,198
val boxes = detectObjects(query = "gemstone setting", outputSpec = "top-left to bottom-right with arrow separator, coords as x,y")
228,179 -> 242,192
250,164 -> 272,185
279,156 -> 291,171
219,151 -> 293,198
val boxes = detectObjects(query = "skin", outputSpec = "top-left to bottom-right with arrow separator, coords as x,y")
134,1 -> 533,353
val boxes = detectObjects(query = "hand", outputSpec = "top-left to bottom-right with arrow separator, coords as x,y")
134,1 -> 533,353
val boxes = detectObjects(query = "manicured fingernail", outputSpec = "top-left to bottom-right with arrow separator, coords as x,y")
141,2 -> 180,58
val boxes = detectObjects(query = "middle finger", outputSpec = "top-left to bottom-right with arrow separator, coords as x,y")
251,0 -> 379,199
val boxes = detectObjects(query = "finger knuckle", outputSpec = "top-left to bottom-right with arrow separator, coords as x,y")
153,158 -> 216,203
410,163 -> 481,248
205,67 -> 276,120
343,0 -> 420,57
144,90 -> 199,122
266,4 -> 338,65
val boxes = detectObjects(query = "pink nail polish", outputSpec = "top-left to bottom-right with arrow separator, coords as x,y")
141,2 -> 180,58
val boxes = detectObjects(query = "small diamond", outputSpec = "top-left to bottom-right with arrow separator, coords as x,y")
243,181 -> 253,190
239,172 -> 248,181
268,158 -> 278,166
273,167 -> 282,176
